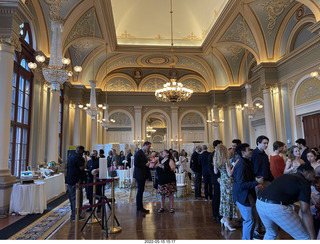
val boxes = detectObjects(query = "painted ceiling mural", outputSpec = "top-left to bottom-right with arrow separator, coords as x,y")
26,0 -> 320,91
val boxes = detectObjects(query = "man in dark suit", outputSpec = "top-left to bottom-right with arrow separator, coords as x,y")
126,149 -> 133,168
211,140 -> 222,223
190,145 -> 202,199
133,141 -> 152,217
199,145 -> 212,200
65,145 -> 85,221
296,138 -> 310,165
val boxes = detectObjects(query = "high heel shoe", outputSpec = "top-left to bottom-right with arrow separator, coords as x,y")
220,218 -> 225,226
223,221 -> 236,231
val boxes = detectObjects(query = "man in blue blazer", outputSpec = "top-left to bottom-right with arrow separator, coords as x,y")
199,145 -> 213,200
133,141 -> 151,217
233,143 -> 264,240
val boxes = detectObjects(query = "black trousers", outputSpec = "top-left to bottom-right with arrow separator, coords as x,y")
212,183 -> 220,217
193,171 -> 202,198
203,174 -> 213,199
136,178 -> 146,211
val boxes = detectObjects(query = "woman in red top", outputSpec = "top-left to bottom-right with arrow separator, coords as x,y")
270,141 -> 286,178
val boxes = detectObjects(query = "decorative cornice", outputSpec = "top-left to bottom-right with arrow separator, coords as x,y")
0,36 -> 21,52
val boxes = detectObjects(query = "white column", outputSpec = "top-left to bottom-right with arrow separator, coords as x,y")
230,105 -> 239,140
237,107 -> 244,142
171,106 -> 179,151
91,118 -> 97,151
223,106 -> 231,147
0,43 -> 17,215
73,105 -> 81,145
207,106 -> 213,150
263,88 -> 276,154
0,43 -> 16,179
134,106 -> 142,142
80,108 -> 87,146
86,114 -> 91,150
47,90 -> 60,163
213,105 -> 220,140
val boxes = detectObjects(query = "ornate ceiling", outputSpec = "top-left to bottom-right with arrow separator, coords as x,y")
25,0 -> 320,91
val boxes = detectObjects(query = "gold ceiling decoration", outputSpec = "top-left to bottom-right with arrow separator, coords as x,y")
259,0 -> 295,35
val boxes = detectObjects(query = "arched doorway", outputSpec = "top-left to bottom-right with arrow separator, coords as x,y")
144,113 -> 168,152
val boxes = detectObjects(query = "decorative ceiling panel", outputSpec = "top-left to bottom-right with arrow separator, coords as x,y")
217,45 -> 245,84
65,8 -> 102,47
110,0 -> 229,46
249,0 -> 297,58
219,15 -> 258,54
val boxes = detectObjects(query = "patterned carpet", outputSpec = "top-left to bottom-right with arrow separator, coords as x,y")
8,180 -> 198,240
8,199 -> 70,240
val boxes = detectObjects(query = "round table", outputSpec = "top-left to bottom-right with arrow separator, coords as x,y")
116,169 -> 130,188
9,182 -> 47,215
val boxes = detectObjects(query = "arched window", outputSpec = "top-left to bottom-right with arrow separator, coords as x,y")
9,22 -> 34,177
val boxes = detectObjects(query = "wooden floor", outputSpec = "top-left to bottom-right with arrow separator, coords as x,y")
49,200 -> 292,240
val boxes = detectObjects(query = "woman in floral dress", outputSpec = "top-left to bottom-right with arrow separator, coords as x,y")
213,144 -> 238,231
155,149 -> 176,213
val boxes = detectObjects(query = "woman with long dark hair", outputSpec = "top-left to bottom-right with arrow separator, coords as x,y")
156,149 -> 176,213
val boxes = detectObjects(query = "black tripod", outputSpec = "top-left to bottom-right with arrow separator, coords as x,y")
81,183 -> 120,238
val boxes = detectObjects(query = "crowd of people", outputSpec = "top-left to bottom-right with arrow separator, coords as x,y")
65,136 -> 320,240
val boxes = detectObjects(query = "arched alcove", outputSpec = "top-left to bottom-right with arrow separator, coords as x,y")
107,110 -> 134,143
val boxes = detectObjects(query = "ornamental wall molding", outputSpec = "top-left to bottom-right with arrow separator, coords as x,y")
178,107 -> 207,119
142,106 -> 171,118
109,106 -> 135,117
141,78 -> 166,92
295,77 -> 320,106
181,112 -> 205,126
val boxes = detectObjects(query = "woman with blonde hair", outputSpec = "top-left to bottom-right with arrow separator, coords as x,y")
284,145 -> 305,174
213,144 -> 238,231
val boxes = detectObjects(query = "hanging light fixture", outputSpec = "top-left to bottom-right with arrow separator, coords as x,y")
207,46 -> 224,128
155,0 -> 193,103
101,44 -> 115,130
85,0 -> 100,119
239,2 -> 263,119
28,0 -> 81,89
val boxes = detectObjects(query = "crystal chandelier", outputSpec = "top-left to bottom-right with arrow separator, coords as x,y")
101,44 -> 115,130
28,1 -> 81,90
146,126 -> 156,133
239,2 -> 262,119
85,80 -> 100,119
155,0 -> 193,103
207,46 -> 224,128
85,1 -> 100,120
101,104 -> 115,130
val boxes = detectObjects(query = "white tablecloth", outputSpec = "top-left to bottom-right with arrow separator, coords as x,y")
176,172 -> 186,186
9,182 -> 47,215
35,173 -> 66,201
116,170 -> 130,187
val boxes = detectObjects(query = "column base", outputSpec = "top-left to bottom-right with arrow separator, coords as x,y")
0,173 -> 18,216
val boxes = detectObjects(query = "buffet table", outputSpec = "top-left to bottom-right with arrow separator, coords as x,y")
9,182 -> 47,215
116,169 -> 130,188
35,173 -> 66,201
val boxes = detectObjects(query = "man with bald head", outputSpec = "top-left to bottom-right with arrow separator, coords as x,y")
199,145 -> 213,201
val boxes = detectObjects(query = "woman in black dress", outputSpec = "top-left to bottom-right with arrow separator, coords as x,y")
156,149 -> 176,213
